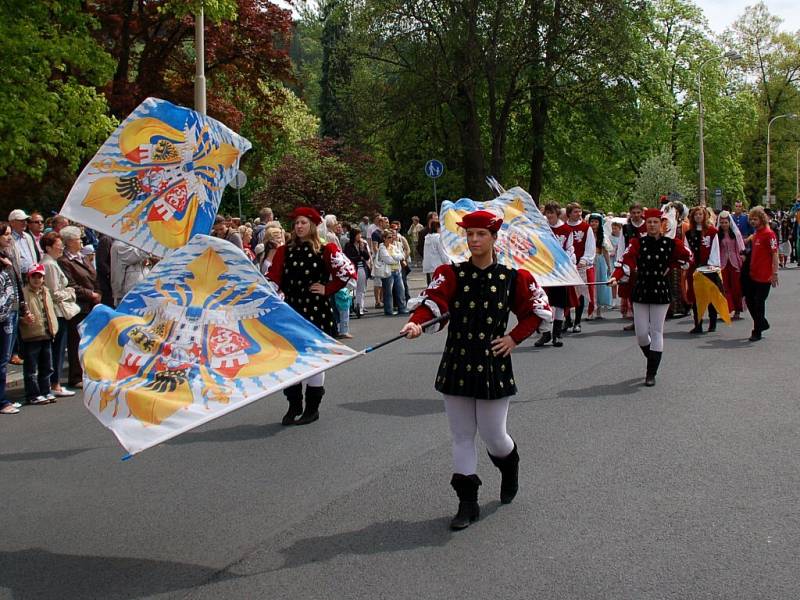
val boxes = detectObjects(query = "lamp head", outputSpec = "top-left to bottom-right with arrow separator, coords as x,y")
724,50 -> 743,61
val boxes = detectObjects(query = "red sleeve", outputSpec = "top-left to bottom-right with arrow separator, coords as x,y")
265,245 -> 286,289
407,264 -> 456,331
508,269 -> 551,344
612,236 -> 640,281
669,237 -> 693,269
323,243 -> 355,296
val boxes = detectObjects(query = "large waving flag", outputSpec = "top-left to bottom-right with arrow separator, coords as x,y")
693,268 -> 732,324
61,98 -> 251,257
79,235 -> 358,455
439,186 -> 582,286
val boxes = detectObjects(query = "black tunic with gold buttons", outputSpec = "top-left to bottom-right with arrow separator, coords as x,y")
281,242 -> 337,336
630,236 -> 676,305
435,261 -> 517,400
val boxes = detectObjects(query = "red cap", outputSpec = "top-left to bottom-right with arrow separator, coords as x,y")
28,263 -> 45,276
644,208 -> 662,219
289,207 -> 322,225
456,210 -> 503,232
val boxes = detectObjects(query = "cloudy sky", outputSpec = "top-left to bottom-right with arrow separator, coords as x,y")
693,0 -> 800,34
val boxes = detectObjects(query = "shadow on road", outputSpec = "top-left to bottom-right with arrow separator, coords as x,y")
274,502 -> 502,571
0,548 -> 237,600
557,377 -> 643,398
0,447 -> 99,462
697,337 -> 753,349
166,423 -> 283,445
340,398 -> 443,418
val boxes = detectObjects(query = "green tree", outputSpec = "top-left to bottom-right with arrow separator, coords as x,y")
632,150 -> 695,205
0,0 -> 116,209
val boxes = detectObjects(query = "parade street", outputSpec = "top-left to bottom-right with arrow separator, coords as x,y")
2,268 -> 799,600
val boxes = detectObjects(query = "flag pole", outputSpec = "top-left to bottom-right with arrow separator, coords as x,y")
363,313 -> 449,353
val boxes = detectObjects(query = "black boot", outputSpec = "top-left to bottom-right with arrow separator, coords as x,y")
281,384 -> 303,426
552,320 -> 564,347
534,331 -> 552,347
573,301 -> 583,333
354,304 -> 362,319
295,386 -> 324,425
563,312 -> 573,333
708,306 -> 717,332
449,474 -> 481,530
640,344 -> 650,358
644,351 -> 662,387
488,442 -> 519,504
689,305 -> 704,334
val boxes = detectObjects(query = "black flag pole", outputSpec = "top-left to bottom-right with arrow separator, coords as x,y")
363,313 -> 449,354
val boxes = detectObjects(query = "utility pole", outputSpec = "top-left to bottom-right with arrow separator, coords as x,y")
194,4 -> 206,115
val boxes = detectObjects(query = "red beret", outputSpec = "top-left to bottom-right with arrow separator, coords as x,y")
644,208 -> 662,219
456,210 -> 503,232
289,207 -> 322,225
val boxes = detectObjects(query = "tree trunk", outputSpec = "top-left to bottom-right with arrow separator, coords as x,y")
528,92 -> 549,204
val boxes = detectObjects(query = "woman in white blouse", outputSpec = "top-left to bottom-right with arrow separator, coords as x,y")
422,221 -> 449,284
377,229 -> 408,316
40,231 -> 80,397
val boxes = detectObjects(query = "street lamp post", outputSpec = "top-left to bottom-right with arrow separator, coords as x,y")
194,4 -> 206,115
765,113 -> 797,207
697,50 -> 741,206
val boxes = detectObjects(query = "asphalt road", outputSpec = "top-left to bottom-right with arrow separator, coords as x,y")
2,268 -> 799,600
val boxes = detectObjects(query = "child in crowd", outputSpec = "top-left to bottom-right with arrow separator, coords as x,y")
19,264 -> 58,405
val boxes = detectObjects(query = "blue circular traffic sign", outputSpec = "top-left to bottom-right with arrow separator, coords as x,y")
425,159 -> 444,179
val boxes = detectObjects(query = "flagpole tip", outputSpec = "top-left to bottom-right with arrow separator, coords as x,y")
121,454 -> 134,462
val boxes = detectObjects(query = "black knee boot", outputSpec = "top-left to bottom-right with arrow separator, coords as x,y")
295,386 -> 324,425
573,300 -> 584,332
689,305 -> 703,334
644,351 -> 662,387
708,306 -> 717,332
640,344 -> 650,358
552,320 -> 564,347
488,442 -> 519,504
450,474 -> 481,530
282,384 -> 303,426
534,331 -> 552,347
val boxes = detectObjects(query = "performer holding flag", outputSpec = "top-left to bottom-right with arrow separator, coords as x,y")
608,209 -> 693,387
267,207 -> 355,426
400,210 -> 551,530
534,201 -> 574,347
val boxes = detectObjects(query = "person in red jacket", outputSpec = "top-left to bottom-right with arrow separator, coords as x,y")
563,202 -> 595,332
741,206 -> 779,341
400,210 -> 551,530
534,201 -> 574,347
685,206 -> 720,334
267,207 -> 354,425
608,209 -> 693,386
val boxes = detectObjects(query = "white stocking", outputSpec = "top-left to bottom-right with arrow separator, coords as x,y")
443,394 -> 513,474
632,303 -> 669,352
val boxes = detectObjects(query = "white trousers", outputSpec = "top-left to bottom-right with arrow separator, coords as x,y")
302,372 -> 325,387
553,307 -> 565,321
443,394 -> 514,475
632,302 -> 669,352
355,265 -> 368,308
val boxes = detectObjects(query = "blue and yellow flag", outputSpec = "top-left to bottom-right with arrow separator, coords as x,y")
61,98 -> 251,257
80,236 -> 358,455
439,187 -> 582,286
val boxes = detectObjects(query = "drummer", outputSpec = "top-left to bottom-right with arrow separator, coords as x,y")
608,208 -> 693,386
685,206 -> 720,334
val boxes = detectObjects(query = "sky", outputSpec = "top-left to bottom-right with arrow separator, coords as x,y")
694,0 -> 800,34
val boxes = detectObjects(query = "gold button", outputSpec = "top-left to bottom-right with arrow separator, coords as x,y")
459,379 -> 464,386
467,333 -> 473,340
483,301 -> 489,308
472,272 -> 477,279
454,301 -> 460,308
490,286 -> 497,293
498,302 -> 503,309
464,285 -> 470,292
460,348 -> 465,355
479,333 -> 485,340
469,301 -> 476,308
499,273 -> 506,280
466,365 -> 472,371
477,365 -> 484,372
486,317 -> 493,324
